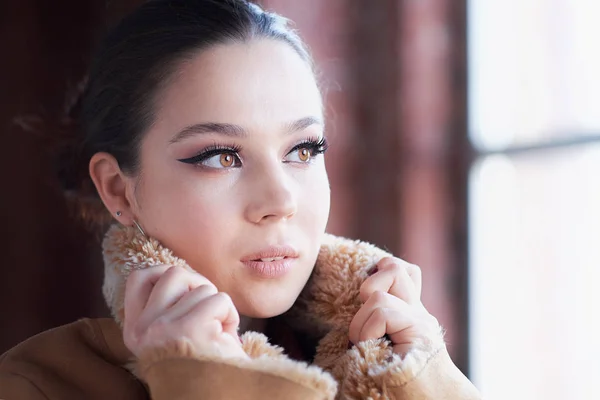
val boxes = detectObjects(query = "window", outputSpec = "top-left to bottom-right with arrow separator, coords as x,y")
468,1 -> 600,399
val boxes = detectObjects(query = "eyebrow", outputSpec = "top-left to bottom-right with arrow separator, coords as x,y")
169,116 -> 323,144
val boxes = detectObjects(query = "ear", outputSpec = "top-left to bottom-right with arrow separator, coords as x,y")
89,152 -> 138,225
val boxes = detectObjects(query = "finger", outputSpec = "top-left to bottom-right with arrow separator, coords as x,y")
179,292 -> 241,339
359,307 -> 415,343
124,265 -> 174,327
161,284 -> 220,321
349,291 -> 409,344
378,257 -> 422,299
404,263 -> 422,299
145,266 -> 214,316
360,258 -> 419,304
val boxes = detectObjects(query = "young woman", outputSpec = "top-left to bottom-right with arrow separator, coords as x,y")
0,1 -> 481,399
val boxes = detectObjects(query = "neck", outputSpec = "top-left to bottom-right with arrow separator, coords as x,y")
238,316 -> 267,335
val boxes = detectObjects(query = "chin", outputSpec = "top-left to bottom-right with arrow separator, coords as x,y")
235,290 -> 299,319
231,256 -> 317,319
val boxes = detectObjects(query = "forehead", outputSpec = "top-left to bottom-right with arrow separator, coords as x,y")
152,39 -> 322,133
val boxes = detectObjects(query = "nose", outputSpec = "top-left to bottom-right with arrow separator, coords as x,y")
244,164 -> 297,224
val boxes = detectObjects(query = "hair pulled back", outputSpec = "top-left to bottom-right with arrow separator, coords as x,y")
60,0 -> 312,228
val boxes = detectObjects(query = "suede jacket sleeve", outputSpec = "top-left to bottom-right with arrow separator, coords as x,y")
330,332 -> 481,400
0,319 -> 337,400
0,366 -> 48,400
389,347 -> 481,400
139,352 -> 329,399
135,335 -> 338,400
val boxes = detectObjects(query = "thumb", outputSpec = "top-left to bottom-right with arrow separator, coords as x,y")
216,294 -> 241,341
221,310 -> 241,342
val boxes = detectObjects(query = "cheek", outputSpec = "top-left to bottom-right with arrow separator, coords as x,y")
298,164 -> 331,229
136,169 -> 239,251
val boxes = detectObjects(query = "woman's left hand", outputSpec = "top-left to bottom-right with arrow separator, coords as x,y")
348,257 -> 442,356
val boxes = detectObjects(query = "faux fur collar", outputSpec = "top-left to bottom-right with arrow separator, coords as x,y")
101,224 -> 445,399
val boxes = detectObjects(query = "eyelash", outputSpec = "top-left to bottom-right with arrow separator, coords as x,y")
286,136 -> 329,162
177,144 -> 242,166
177,137 -> 329,167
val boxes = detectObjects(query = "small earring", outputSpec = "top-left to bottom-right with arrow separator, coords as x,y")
115,211 -> 122,217
133,219 -> 146,237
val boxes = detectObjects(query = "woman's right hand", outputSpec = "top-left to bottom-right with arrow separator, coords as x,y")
122,265 -> 247,360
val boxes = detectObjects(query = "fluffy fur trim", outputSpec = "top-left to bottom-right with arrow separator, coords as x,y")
102,225 -> 189,325
102,225 -> 448,399
287,234 -> 391,334
338,330 -> 446,399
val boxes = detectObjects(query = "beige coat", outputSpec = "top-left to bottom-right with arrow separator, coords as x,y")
0,225 -> 481,399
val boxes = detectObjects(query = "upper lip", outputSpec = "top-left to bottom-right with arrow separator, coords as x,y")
241,245 -> 299,261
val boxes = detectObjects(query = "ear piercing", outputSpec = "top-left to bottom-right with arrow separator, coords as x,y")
133,220 -> 146,237
115,211 -> 146,237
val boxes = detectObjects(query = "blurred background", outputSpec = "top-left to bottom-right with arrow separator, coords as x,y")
0,1 -> 598,399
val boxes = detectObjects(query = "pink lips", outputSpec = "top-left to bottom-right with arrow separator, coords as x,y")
241,246 -> 299,278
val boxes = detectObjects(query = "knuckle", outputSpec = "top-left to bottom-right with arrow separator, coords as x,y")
360,280 -> 374,295
388,262 -> 403,274
160,265 -> 189,283
193,283 -> 214,294
378,257 -> 395,267
166,265 -> 187,276
214,291 -> 232,303
373,307 -> 387,322
409,263 -> 422,274
385,256 -> 399,263
427,314 -> 440,327
370,290 -> 387,304
205,285 -> 219,296
379,257 -> 407,273
127,268 -> 144,282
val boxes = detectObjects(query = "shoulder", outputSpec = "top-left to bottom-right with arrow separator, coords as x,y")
0,318 -> 148,399
0,318 -> 123,370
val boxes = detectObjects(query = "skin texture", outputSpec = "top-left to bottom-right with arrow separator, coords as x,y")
91,39 -> 330,320
89,38 -> 441,360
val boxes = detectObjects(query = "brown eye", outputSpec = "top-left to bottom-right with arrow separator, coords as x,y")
297,148 -> 311,162
178,147 -> 241,169
284,141 -> 326,164
220,153 -> 234,167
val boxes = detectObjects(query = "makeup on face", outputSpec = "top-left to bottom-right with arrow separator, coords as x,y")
240,244 -> 299,279
176,136 -> 328,168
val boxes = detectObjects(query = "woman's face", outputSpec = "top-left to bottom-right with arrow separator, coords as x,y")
129,39 -> 330,318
